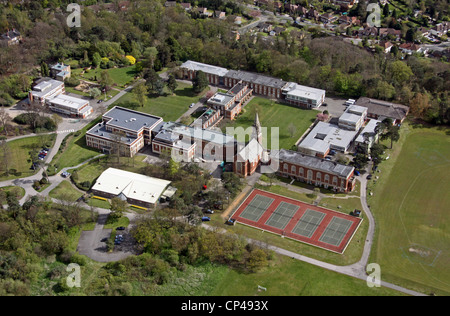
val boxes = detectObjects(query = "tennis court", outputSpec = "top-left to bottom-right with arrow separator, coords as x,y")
231,189 -> 363,254
265,202 -> 299,230
291,209 -> 326,238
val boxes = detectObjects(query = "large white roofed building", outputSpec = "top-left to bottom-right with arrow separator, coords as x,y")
91,168 -> 172,208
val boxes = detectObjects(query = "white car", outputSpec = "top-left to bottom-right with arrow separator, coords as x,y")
189,103 -> 195,108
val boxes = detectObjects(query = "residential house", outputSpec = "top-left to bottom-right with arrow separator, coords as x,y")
0,29 -> 22,47
430,22 -> 450,37
338,15 -> 357,26
257,22 -> 273,33
399,42 -> 423,55
307,9 -> 320,21
214,11 -> 226,19
378,40 -> 394,53
180,3 -> 192,11
332,0 -> 357,9
378,28 -> 402,41
320,13 -> 337,24
359,26 -> 378,37
50,63 -> 71,81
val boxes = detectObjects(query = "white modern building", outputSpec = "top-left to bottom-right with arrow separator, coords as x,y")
91,168 -> 172,208
28,78 -> 65,106
47,94 -> 93,118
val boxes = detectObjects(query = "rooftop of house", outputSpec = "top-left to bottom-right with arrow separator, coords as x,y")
271,149 -> 355,178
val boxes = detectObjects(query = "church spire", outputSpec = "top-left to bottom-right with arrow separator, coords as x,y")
253,111 -> 262,145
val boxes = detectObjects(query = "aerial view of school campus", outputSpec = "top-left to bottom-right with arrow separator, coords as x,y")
0,0 -> 448,301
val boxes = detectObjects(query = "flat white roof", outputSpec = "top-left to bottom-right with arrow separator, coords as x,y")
48,94 -> 88,110
31,79 -> 64,98
298,121 -> 357,153
180,60 -> 229,77
92,168 -> 171,205
284,82 -> 326,101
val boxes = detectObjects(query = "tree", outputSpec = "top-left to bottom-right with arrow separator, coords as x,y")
192,70 -> 209,94
133,82 -> 148,107
92,52 -> 102,68
0,108 -> 11,135
388,61 -> 413,87
99,70 -> 114,90
409,92 -> 430,118
40,62 -> 49,77
167,74 -> 178,95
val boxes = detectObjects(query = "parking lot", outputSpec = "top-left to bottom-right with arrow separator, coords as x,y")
322,96 -> 349,118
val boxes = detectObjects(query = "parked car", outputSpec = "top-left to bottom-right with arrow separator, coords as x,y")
205,209 -> 214,214
189,103 -> 195,108
116,226 -> 126,230
61,171 -> 71,178
354,170 -> 360,176
201,216 -> 211,222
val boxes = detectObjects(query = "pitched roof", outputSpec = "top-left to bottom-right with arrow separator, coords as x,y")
355,97 -> 409,121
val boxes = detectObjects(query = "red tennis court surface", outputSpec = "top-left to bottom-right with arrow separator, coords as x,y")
231,189 -> 363,254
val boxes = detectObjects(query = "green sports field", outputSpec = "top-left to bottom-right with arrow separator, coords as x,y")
220,97 -> 318,150
367,123 -> 450,295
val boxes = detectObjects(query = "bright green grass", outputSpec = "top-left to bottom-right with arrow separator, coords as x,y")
53,118 -> 103,169
210,255 -> 404,296
114,82 -> 206,122
220,97 -> 317,150
49,180 -> 82,202
0,134 -> 56,181
368,123 -> 450,296
73,65 -> 137,88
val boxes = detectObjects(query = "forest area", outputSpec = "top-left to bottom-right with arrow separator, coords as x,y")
0,0 -> 449,124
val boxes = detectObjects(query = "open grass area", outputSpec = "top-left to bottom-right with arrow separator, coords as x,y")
367,122 -> 450,296
49,180 -> 83,202
72,65 -> 138,89
50,118 -> 103,170
219,97 -> 318,150
0,134 -> 56,181
114,82 -> 207,122
209,254 -> 404,296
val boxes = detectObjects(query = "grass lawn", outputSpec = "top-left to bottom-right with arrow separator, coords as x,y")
73,65 -> 138,89
0,186 -> 25,203
49,180 -> 83,202
0,134 -> 56,181
219,97 -> 318,150
113,82 -> 207,122
210,254 -> 404,296
51,118 -> 103,170
367,122 -> 450,295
